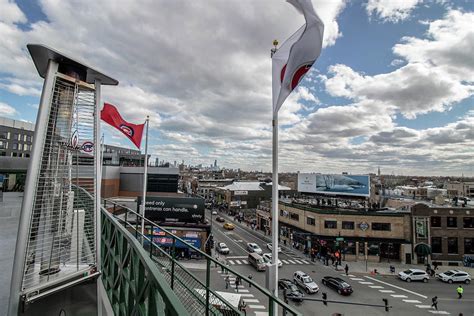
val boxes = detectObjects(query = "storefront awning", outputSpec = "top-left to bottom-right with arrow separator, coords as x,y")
414,243 -> 431,256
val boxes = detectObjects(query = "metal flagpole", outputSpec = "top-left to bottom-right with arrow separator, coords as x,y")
270,39 -> 279,315
141,116 -> 149,242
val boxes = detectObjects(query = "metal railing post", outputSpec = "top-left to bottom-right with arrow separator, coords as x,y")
135,211 -> 139,240
149,223 -> 153,258
171,238 -> 176,290
269,297 -> 274,316
205,258 -> 211,316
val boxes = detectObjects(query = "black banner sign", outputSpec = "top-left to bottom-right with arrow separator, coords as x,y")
138,196 -> 205,223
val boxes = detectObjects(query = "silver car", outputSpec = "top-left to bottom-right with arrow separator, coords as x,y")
437,270 -> 471,284
293,271 -> 319,294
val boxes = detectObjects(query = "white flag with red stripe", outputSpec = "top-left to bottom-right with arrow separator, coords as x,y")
272,0 -> 324,114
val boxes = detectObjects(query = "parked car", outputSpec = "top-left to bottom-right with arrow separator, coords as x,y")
278,279 -> 304,302
398,269 -> 429,282
437,270 -> 471,284
266,243 -> 282,253
322,276 -> 353,296
262,253 -> 283,267
216,242 -> 230,255
216,216 -> 225,222
293,271 -> 319,294
212,210 -> 218,215
223,223 -> 235,230
247,243 -> 263,255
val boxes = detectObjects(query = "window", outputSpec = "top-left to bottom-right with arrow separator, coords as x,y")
13,133 -> 19,141
447,217 -> 457,228
12,143 -> 18,150
0,131 -> 7,139
345,241 -> 356,255
12,152 -> 17,157
358,242 -> 365,256
25,153 -> 30,158
371,222 -> 391,231
463,217 -> 474,228
431,237 -> 442,253
465,238 -> 474,254
289,212 -> 299,221
0,151 -> 6,156
26,135 -> 32,142
324,220 -> 337,229
367,242 -> 379,255
447,237 -> 458,254
307,217 -> 315,226
431,216 -> 441,228
0,140 -> 4,149
342,221 -> 354,230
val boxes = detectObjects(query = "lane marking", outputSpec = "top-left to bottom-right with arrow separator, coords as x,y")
359,281 -> 373,285
428,311 -> 450,315
350,278 -> 364,281
365,276 -> 428,299
248,305 -> 266,309
415,305 -> 431,309
369,286 -> 384,289
235,260 -> 241,264
226,256 -> 247,259
391,295 -> 408,298
403,299 -> 422,303
379,290 -> 395,293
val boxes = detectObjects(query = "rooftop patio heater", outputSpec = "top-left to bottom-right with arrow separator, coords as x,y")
8,44 -> 118,314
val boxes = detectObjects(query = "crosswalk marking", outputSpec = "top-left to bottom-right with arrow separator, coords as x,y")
379,290 -> 395,293
235,260 -> 241,264
243,299 -> 260,303
217,270 -> 222,273
428,311 -> 450,315
391,295 -> 407,298
239,294 -> 255,297
238,289 -> 249,293
228,260 -> 234,265
369,286 -> 384,289
302,260 -> 310,264
403,299 -> 422,303
254,312 -> 269,316
282,260 -> 289,264
287,260 -> 296,264
242,260 -> 248,264
248,305 -> 266,309
415,305 -> 431,309
294,259 -> 303,264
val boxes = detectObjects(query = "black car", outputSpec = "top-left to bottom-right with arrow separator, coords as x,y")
216,216 -> 225,222
321,276 -> 353,296
278,279 -> 304,302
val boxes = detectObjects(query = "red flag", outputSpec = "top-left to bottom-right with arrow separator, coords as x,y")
101,103 -> 145,148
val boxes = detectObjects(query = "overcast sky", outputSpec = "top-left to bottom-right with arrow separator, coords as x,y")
0,0 -> 473,176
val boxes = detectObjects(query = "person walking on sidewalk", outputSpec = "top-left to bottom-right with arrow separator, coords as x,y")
431,296 -> 438,310
225,276 -> 230,289
344,264 -> 349,276
457,285 -> 463,299
235,276 -> 241,292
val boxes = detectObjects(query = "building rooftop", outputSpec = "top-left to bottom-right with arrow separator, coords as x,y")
0,116 -> 35,131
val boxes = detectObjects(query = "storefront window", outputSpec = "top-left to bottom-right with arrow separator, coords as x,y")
431,237 -> 442,253
447,237 -> 458,254
358,242 -> 365,257
367,242 -> 379,256
345,241 -> 356,255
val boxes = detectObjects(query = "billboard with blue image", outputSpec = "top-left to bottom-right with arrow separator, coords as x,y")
298,173 -> 370,197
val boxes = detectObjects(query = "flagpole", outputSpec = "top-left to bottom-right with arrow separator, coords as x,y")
141,116 -> 149,243
271,39 -> 279,315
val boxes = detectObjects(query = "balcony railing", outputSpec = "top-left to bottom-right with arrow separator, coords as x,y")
104,199 -> 302,316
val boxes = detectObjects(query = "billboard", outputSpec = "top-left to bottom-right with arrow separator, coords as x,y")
138,196 -> 205,223
298,173 -> 370,197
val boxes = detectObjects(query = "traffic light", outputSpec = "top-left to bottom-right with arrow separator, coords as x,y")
322,292 -> 327,306
383,298 -> 389,312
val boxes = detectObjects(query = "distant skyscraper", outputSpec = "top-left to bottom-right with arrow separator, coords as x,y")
214,159 -> 217,167
378,166 -> 381,177
155,157 -> 159,166
174,160 -> 177,167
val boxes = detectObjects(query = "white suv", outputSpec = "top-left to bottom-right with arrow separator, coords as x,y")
398,269 -> 429,283
437,270 -> 471,284
293,271 -> 319,294
247,243 -> 263,255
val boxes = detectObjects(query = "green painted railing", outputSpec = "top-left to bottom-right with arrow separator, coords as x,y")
100,207 -> 189,316
104,199 -> 303,316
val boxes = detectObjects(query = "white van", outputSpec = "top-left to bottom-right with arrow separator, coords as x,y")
248,253 -> 266,271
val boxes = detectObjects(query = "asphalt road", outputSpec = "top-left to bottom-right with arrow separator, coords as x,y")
203,210 -> 473,316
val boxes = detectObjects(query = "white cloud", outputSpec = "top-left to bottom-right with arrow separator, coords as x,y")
0,102 -> 17,116
366,0 -> 423,23
0,0 -> 27,24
